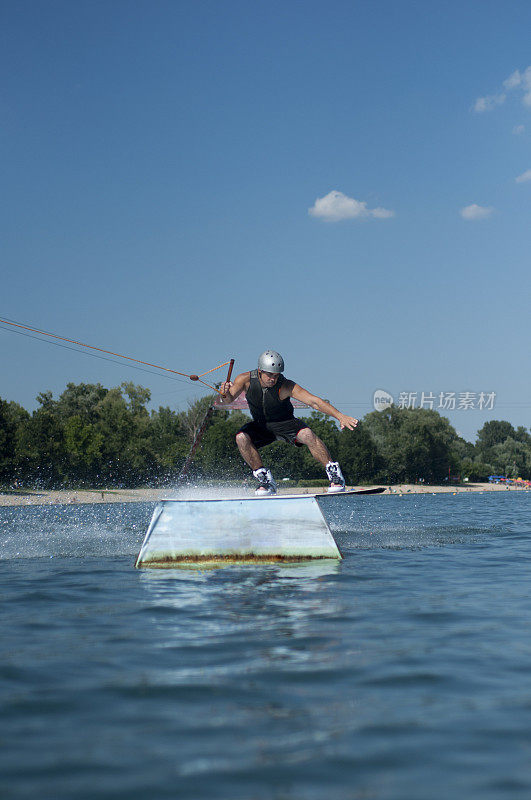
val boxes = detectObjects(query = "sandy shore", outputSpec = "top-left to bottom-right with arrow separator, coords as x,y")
0,482 -> 528,507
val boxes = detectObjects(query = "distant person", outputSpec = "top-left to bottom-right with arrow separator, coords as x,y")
218,350 -> 358,495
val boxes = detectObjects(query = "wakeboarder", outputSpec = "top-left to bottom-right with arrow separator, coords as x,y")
218,350 -> 359,495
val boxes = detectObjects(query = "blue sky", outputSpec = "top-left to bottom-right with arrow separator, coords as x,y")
2,0 -> 530,441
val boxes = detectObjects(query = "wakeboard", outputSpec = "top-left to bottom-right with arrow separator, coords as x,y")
260,487 -> 386,500
161,487 -> 386,503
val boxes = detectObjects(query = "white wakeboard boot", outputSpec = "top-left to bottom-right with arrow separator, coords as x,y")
253,467 -> 277,496
326,461 -> 346,493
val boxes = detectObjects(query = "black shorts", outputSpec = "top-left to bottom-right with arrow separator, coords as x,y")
238,419 -> 310,449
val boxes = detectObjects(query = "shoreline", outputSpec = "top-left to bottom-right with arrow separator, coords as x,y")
0,482 -> 529,507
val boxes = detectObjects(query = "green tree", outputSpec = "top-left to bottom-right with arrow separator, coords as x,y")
15,391 -> 66,487
337,422 -> 384,484
13,383 -> 531,490
181,395 -> 217,444
452,435 -> 476,463
54,384 -> 109,484
474,421 -> 531,479
459,458 -> 493,482
93,383 -> 157,486
490,438 -> 531,479
476,420 -> 517,453
93,385 -> 145,485
149,406 -> 189,479
261,440 -> 306,482
198,411 -> 249,478
62,416 -> 105,484
363,406 -> 460,483
515,426 -> 531,445
55,382 -> 108,421
0,399 -> 30,483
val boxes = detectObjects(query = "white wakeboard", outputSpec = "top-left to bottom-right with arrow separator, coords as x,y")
262,487 -> 386,500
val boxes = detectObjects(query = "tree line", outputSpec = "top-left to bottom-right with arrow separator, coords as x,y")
0,381 -> 530,488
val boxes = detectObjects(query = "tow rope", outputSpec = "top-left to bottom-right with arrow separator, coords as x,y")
0,316 -> 233,395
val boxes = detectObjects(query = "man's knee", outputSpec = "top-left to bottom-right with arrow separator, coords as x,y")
295,427 -> 318,445
236,431 -> 251,447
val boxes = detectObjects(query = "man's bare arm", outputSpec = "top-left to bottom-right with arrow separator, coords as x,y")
290,383 -> 359,430
217,372 -> 249,405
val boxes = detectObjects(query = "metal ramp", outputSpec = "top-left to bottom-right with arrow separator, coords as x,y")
135,495 -> 342,568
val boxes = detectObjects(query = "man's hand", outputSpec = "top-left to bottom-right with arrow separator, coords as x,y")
219,381 -> 234,400
217,372 -> 249,404
338,414 -> 359,430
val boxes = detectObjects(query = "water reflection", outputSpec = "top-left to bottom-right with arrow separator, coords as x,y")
137,560 -> 343,670
139,558 -> 339,585
134,557 -> 361,790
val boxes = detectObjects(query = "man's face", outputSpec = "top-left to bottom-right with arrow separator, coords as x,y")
259,370 -> 279,387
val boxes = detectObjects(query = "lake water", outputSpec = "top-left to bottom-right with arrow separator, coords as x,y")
1,492 -> 531,799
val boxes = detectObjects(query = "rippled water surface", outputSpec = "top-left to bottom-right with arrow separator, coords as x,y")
2,492 -> 531,799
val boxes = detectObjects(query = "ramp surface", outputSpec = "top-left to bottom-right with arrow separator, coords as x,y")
135,495 -> 342,567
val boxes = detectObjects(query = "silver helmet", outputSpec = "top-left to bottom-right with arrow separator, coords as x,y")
258,350 -> 284,374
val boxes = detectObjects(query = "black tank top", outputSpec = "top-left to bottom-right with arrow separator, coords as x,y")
245,369 -> 295,423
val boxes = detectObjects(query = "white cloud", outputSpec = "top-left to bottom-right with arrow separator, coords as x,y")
474,66 -> 531,112
513,124 -> 525,135
515,169 -> 531,183
522,66 -> 531,106
308,190 -> 394,222
503,70 -> 522,90
460,204 -> 494,220
474,93 -> 506,113
370,206 -> 395,219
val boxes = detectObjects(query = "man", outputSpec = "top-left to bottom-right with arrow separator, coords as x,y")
219,350 -> 359,495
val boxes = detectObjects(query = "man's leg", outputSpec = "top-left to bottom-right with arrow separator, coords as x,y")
235,431 -> 263,470
294,427 -> 331,465
295,427 -> 346,492
235,429 -> 277,495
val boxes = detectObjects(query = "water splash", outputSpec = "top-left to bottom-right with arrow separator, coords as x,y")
163,482 -> 250,501
0,502 -> 151,560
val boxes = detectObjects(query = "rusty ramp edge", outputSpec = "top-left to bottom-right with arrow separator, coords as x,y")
136,553 -> 341,568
